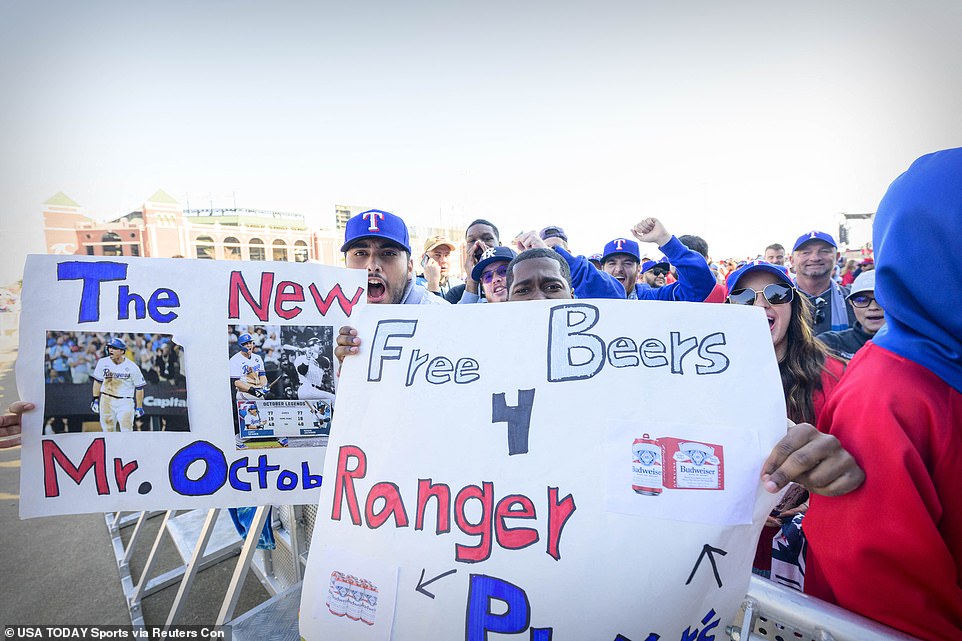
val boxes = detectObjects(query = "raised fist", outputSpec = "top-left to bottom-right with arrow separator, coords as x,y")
631,218 -> 671,247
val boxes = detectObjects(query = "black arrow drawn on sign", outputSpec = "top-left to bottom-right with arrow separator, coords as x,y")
685,543 -> 728,588
416,568 -> 458,599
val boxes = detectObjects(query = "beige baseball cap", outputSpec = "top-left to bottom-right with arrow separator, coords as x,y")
423,235 -> 456,253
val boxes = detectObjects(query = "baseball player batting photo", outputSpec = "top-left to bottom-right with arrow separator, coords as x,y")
228,324 -> 335,449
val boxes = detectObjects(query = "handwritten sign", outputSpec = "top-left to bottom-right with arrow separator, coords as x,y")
299,300 -> 785,640
17,255 -> 365,518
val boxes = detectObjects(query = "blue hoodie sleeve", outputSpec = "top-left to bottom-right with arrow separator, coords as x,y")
553,247 -> 626,299
635,236 -> 716,302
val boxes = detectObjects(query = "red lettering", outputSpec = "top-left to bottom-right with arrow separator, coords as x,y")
454,482 -> 495,563
332,445 -> 366,525
365,482 -> 409,528
42,438 -> 109,497
495,494 -> 539,550
113,458 -> 139,492
228,271 -> 274,321
308,283 -> 365,317
274,281 -> 304,320
546,487 -> 576,561
415,479 -> 451,533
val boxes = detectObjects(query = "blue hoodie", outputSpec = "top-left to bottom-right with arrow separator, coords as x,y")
872,147 -> 962,394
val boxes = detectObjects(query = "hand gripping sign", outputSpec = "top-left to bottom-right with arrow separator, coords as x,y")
17,255 -> 366,517
300,300 -> 784,641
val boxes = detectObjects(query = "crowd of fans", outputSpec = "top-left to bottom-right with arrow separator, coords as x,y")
5,148 -> 960,641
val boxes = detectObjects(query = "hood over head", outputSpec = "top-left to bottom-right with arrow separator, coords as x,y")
872,147 -> 962,394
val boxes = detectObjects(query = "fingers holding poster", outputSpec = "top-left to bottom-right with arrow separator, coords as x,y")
43,330 -> 189,434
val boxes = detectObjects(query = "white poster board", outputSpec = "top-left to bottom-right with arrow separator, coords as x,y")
300,300 -> 785,640
17,255 -> 365,518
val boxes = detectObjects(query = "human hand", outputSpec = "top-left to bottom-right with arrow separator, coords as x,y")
761,422 -> 865,496
422,256 -> 441,290
0,401 -> 35,448
631,218 -> 671,247
335,326 -> 360,365
134,407 -> 145,418
514,231 -> 547,252
91,397 -> 100,413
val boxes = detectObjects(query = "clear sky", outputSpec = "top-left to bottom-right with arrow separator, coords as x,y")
2,0 -> 961,285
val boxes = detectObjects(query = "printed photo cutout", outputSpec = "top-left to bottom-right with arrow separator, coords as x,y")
228,324 -> 335,450
43,330 -> 189,434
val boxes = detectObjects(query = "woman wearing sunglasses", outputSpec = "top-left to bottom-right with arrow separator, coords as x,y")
457,246 -> 517,304
726,259 -> 847,581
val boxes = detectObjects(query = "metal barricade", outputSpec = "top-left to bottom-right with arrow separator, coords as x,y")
729,576 -> 921,641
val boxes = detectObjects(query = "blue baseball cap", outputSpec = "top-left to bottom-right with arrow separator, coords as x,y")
601,238 -> 640,263
726,260 -> 794,292
792,230 -> 837,252
471,246 -> 517,282
539,226 -> 568,243
587,253 -> 603,264
340,209 -> 412,253
641,257 -> 670,273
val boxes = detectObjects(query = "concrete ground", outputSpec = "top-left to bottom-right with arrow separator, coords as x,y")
0,332 -> 270,631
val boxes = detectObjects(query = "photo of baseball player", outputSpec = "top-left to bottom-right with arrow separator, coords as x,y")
43,330 -> 190,434
228,325 -> 335,449
229,332 -> 269,400
92,337 -> 146,432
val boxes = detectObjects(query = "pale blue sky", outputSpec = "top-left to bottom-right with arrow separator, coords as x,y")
2,0 -> 961,284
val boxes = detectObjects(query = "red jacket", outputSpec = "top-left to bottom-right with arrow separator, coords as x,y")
806,344 -> 962,641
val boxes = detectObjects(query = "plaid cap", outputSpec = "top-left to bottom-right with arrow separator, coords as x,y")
341,209 -> 411,253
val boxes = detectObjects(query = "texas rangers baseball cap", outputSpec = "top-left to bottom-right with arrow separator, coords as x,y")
587,253 -> 603,265
471,246 -> 517,282
601,238 -> 641,263
792,230 -> 838,252
641,257 -> 670,273
726,260 -> 795,292
341,209 -> 412,254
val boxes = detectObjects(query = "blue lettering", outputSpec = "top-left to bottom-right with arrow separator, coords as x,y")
229,457 -> 252,491
149,287 -> 180,323
57,261 -> 128,323
277,470 -> 298,491
118,286 -> 147,320
169,441 -> 227,496
247,455 -> 280,490
466,574 -> 531,641
301,462 -> 322,489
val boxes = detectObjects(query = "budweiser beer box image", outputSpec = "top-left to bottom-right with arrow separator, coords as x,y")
659,437 -> 725,490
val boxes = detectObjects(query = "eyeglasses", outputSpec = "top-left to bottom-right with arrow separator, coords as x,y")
728,283 -> 795,306
650,268 -> 668,277
481,264 -> 509,284
849,294 -> 876,308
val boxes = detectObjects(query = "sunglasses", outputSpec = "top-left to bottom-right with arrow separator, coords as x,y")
728,283 -> 795,306
481,264 -> 509,284
649,268 -> 669,277
849,294 -> 876,308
